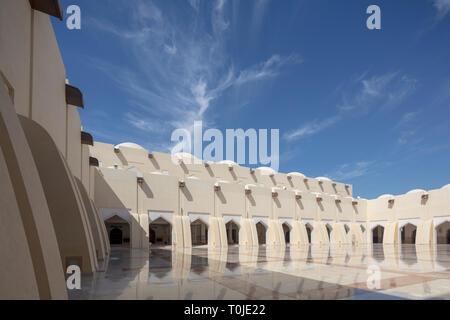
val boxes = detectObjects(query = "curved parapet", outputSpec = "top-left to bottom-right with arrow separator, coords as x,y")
181,216 -> 192,248
332,223 -> 349,245
75,177 -> 107,260
291,220 -> 309,246
19,115 -> 97,273
208,217 -> 223,247
92,201 -> 110,254
383,221 -> 399,245
349,223 -> 366,246
240,219 -> 255,247
0,147 -> 40,299
172,215 -> 184,248
0,83 -> 67,299
416,219 -> 434,245
313,221 -> 330,245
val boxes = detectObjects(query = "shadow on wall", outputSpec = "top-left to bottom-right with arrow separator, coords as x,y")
116,151 -> 129,167
140,180 -> 154,198
94,170 -> 148,248
216,189 -> 227,204
181,185 -> 193,202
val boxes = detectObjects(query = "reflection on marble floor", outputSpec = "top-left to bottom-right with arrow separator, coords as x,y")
69,244 -> 450,300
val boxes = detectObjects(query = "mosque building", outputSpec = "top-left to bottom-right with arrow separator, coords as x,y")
0,0 -> 449,299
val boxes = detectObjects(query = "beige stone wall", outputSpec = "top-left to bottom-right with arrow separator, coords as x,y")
1,0 -> 110,299
0,0 -> 32,117
91,142 -> 450,248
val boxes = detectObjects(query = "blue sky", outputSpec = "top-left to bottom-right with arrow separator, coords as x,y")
53,0 -> 450,199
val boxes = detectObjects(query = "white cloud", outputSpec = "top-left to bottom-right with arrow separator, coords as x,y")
395,111 -> 420,128
251,0 -> 271,33
339,73 -> 417,112
163,43 -> 177,55
188,0 -> 200,11
236,54 -> 301,85
283,116 -> 340,141
328,161 -> 373,181
90,0 -> 298,152
397,130 -> 417,145
433,0 -> 450,19
124,113 -> 169,134
284,72 -> 417,142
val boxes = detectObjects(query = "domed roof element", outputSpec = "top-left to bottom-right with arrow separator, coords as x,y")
172,153 -> 200,163
257,167 -> 277,176
115,142 -> 146,150
218,160 -> 238,166
288,172 -> 306,178
406,189 -> 426,194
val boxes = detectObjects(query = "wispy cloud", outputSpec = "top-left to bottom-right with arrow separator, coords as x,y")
124,113 -> 169,134
327,161 -> 374,181
339,73 -> 417,112
397,130 -> 417,145
284,116 -> 340,141
251,0 -> 271,33
433,0 -> 450,19
235,54 -> 301,85
395,111 -> 420,128
284,72 -> 417,142
187,0 -> 200,11
89,0 -> 299,151
394,110 -> 422,145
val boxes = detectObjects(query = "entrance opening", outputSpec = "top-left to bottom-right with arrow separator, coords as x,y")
105,215 -> 130,246
436,221 -> 450,244
256,222 -> 267,245
326,224 -> 333,242
372,225 -> 384,244
110,228 -> 122,245
226,220 -> 240,245
305,223 -> 313,244
191,219 -> 208,246
401,223 -> 417,244
282,223 -> 291,244
149,217 -> 172,246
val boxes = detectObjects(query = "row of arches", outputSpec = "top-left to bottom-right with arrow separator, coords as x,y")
104,215 -> 450,246
371,221 -> 450,245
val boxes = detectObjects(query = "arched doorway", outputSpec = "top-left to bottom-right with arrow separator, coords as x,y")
372,225 -> 384,244
305,223 -> 313,244
326,224 -> 333,243
401,223 -> 417,244
191,219 -> 208,246
282,223 -> 291,244
256,222 -> 267,245
105,215 -> 130,246
149,217 -> 172,246
110,228 -> 123,245
436,221 -> 450,244
226,220 -> 240,245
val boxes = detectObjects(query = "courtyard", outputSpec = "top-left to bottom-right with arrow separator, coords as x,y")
69,244 -> 450,300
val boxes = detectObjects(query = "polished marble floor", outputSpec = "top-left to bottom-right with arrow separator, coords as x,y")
69,244 -> 450,300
